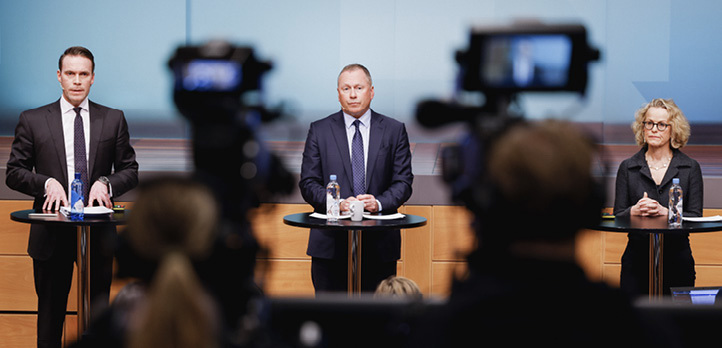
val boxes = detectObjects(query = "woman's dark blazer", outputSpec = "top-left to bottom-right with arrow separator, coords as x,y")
614,147 -> 703,219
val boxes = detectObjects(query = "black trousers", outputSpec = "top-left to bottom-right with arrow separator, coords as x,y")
620,233 -> 695,297
311,257 -> 397,294
34,227 -> 114,348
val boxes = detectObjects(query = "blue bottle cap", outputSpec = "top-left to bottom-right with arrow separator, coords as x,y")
673,178 -> 680,184
75,173 -> 81,179
330,174 -> 337,181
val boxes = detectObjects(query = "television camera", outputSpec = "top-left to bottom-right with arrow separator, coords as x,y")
165,41 -> 294,329
416,22 -> 600,213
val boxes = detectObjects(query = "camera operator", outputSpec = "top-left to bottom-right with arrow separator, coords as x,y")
408,20 -> 686,347
411,120 -> 675,347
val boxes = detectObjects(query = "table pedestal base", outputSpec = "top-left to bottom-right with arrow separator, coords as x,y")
348,230 -> 362,295
76,226 -> 91,336
649,232 -> 663,300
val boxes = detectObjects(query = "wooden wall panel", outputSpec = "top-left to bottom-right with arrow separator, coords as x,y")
64,315 -> 78,346
0,314 -> 36,348
0,200 -> 33,254
694,266 -> 722,287
603,232 -> 627,263
431,206 -> 475,261
402,206 -> 431,294
691,233 -> 722,264
256,259 -> 314,297
431,261 -> 466,296
602,264 -> 622,287
576,229 -> 603,281
251,204 -> 310,259
0,256 -> 35,310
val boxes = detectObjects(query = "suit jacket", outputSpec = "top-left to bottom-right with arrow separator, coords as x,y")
6,100 -> 139,260
613,147 -> 703,219
299,110 -> 413,261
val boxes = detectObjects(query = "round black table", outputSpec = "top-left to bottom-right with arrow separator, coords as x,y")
10,209 -> 128,336
283,212 -> 427,294
591,214 -> 722,300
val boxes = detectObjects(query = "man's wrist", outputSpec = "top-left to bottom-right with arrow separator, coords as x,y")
97,176 -> 113,197
44,178 -> 53,196
97,176 -> 110,187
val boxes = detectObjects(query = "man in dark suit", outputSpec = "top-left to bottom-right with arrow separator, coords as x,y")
299,64 -> 413,293
6,46 -> 138,348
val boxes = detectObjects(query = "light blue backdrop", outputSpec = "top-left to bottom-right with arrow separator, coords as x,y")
1,0 -> 720,142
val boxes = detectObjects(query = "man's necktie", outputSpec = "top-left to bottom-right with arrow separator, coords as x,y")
74,107 -> 89,204
352,119 -> 365,196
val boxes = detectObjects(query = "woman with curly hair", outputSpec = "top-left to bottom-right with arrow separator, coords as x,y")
614,98 -> 703,297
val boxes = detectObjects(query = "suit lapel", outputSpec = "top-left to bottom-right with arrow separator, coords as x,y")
660,150 -> 682,188
366,111 -> 385,191
88,101 -> 105,178
45,101 -> 68,187
330,112 -> 353,185
631,149 -> 655,184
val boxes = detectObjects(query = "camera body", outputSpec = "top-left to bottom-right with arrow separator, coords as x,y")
168,41 -> 272,124
165,41 -> 294,329
167,41 -> 292,204
457,22 -> 599,95
417,22 -> 600,211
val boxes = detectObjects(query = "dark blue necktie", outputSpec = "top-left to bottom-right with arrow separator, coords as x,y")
352,119 -> 365,196
74,107 -> 89,204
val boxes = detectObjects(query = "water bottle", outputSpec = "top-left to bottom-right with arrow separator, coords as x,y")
326,174 -> 340,222
70,173 -> 84,220
668,178 -> 683,228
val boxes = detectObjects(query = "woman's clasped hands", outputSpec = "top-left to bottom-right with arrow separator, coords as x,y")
631,192 -> 668,217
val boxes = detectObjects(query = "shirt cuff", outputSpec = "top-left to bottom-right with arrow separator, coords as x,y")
44,178 -> 52,196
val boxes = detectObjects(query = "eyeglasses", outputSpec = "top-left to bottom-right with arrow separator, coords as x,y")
643,121 -> 669,131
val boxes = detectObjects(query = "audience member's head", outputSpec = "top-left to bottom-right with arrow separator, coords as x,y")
476,119 -> 603,259
123,176 -> 222,348
374,276 -> 422,300
125,176 -> 219,262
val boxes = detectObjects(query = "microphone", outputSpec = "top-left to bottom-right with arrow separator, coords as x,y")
415,99 -> 481,129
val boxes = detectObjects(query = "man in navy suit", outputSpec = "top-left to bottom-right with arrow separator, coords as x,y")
299,64 -> 413,293
6,46 -> 138,348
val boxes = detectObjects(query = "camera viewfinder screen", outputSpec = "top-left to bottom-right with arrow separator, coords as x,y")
480,34 -> 572,89
179,60 -> 243,92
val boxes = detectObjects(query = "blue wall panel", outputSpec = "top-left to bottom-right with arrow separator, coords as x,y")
1,0 -> 721,141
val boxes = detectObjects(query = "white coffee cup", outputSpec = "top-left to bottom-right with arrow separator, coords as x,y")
350,200 -> 364,221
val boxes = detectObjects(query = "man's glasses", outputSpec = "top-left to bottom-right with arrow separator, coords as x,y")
643,121 -> 669,131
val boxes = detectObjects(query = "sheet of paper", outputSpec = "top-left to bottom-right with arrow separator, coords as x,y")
682,215 -> 722,222
60,206 -> 113,216
309,212 -> 351,220
363,213 -> 406,220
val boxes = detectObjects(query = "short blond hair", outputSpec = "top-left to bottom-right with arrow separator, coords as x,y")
338,63 -> 372,86
632,98 -> 690,149
125,177 -> 218,261
374,276 -> 422,299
